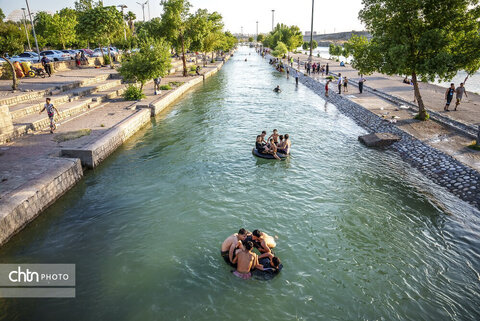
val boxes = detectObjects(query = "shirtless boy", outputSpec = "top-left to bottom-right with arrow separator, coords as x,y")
221,228 -> 248,265
231,241 -> 264,280
268,129 -> 280,145
252,229 -> 277,253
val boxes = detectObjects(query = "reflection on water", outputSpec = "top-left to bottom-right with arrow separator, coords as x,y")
0,47 -> 479,321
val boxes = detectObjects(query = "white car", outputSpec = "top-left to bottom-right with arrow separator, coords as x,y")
10,52 -> 40,63
39,50 -> 70,61
92,47 -> 119,57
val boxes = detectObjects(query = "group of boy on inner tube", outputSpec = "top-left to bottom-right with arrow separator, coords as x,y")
221,228 -> 282,280
255,129 -> 291,160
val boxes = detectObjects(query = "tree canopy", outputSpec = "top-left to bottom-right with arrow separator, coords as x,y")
118,39 -> 172,91
0,21 -> 27,90
302,40 -> 318,50
263,24 -> 303,52
348,0 -> 480,120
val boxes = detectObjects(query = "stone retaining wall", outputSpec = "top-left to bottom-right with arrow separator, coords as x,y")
61,109 -> 151,168
293,67 -> 480,209
0,158 -> 83,246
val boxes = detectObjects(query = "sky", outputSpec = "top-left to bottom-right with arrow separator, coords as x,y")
0,0 -> 365,34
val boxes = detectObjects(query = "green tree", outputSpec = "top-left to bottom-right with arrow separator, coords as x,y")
0,8 -> 5,21
75,0 -> 96,12
125,11 -> 136,33
262,24 -> 303,53
248,36 -> 254,42
256,34 -> 264,42
160,0 -> 192,77
272,41 -> 288,58
350,0 -> 480,120
34,11 -> 54,44
302,40 -> 318,50
78,5 -> 123,66
328,43 -> 343,60
136,17 -> 163,41
47,8 -> 78,49
0,21 -> 26,90
118,39 -> 172,92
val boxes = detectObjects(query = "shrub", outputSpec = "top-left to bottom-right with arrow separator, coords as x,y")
159,84 -> 172,90
168,81 -> 182,87
414,112 -> 430,121
326,75 -> 334,80
467,141 -> 480,151
123,84 -> 145,100
103,55 -> 111,65
190,65 -> 197,72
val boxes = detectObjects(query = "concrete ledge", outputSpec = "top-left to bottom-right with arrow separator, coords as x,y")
0,158 -> 83,246
61,109 -> 151,168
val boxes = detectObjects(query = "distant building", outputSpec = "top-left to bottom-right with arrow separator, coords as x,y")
304,31 -> 317,36
6,9 -> 52,23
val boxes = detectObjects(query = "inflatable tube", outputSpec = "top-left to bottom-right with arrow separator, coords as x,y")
252,148 -> 287,160
253,257 -> 283,280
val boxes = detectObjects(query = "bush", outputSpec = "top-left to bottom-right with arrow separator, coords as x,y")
190,65 -> 197,72
468,141 -> 480,151
414,112 -> 430,121
123,84 -> 145,100
326,75 -> 334,80
103,55 -> 111,65
159,84 -> 172,90
168,81 -> 182,87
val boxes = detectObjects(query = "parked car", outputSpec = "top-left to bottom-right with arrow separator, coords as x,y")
39,50 -> 70,61
60,50 -> 74,60
78,49 -> 94,57
10,51 -> 40,63
92,47 -> 119,57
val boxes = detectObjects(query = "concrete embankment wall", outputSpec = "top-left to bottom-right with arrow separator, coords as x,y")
0,158 -> 83,245
291,66 -> 480,209
0,55 -> 231,246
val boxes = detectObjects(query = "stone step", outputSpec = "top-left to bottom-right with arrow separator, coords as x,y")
0,72 -> 115,108
7,83 -> 126,141
9,79 -> 122,121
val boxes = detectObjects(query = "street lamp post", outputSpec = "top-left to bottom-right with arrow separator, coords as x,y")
137,1 -> 147,22
21,8 -> 32,51
25,0 -> 40,61
309,0 -> 315,62
117,5 -> 128,41
256,21 -> 258,40
271,10 -> 275,31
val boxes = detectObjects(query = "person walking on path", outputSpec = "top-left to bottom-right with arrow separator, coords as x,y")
286,66 -> 290,79
337,73 -> 343,94
41,55 -> 52,77
358,75 -> 366,94
39,98 -> 59,134
325,79 -> 331,97
294,70 -> 299,85
444,83 -> 455,111
455,83 -> 468,111
326,63 -> 329,75
343,76 -> 349,93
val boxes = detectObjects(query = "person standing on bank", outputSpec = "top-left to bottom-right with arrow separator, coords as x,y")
326,63 -> 329,75
358,75 -> 366,94
444,83 -> 455,111
455,83 -> 468,111
337,73 -> 343,94
39,98 -> 59,134
343,76 -> 349,93
41,55 -> 52,77
294,70 -> 299,85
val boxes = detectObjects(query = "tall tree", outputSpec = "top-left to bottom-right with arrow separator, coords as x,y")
47,8 -> 78,49
0,21 -> 26,90
0,8 -> 5,21
349,0 -> 480,120
125,11 -> 136,33
262,24 -> 303,53
77,5 -> 123,66
160,0 -> 191,77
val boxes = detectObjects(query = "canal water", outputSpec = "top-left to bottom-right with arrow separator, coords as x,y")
1,47 -> 480,321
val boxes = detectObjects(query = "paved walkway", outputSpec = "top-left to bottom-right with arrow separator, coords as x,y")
269,52 -> 480,173
0,59 -> 224,201
289,53 -> 480,128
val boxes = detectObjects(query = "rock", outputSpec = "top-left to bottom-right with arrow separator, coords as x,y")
358,133 -> 401,147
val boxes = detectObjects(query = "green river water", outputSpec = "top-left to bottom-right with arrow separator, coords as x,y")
0,47 -> 479,320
